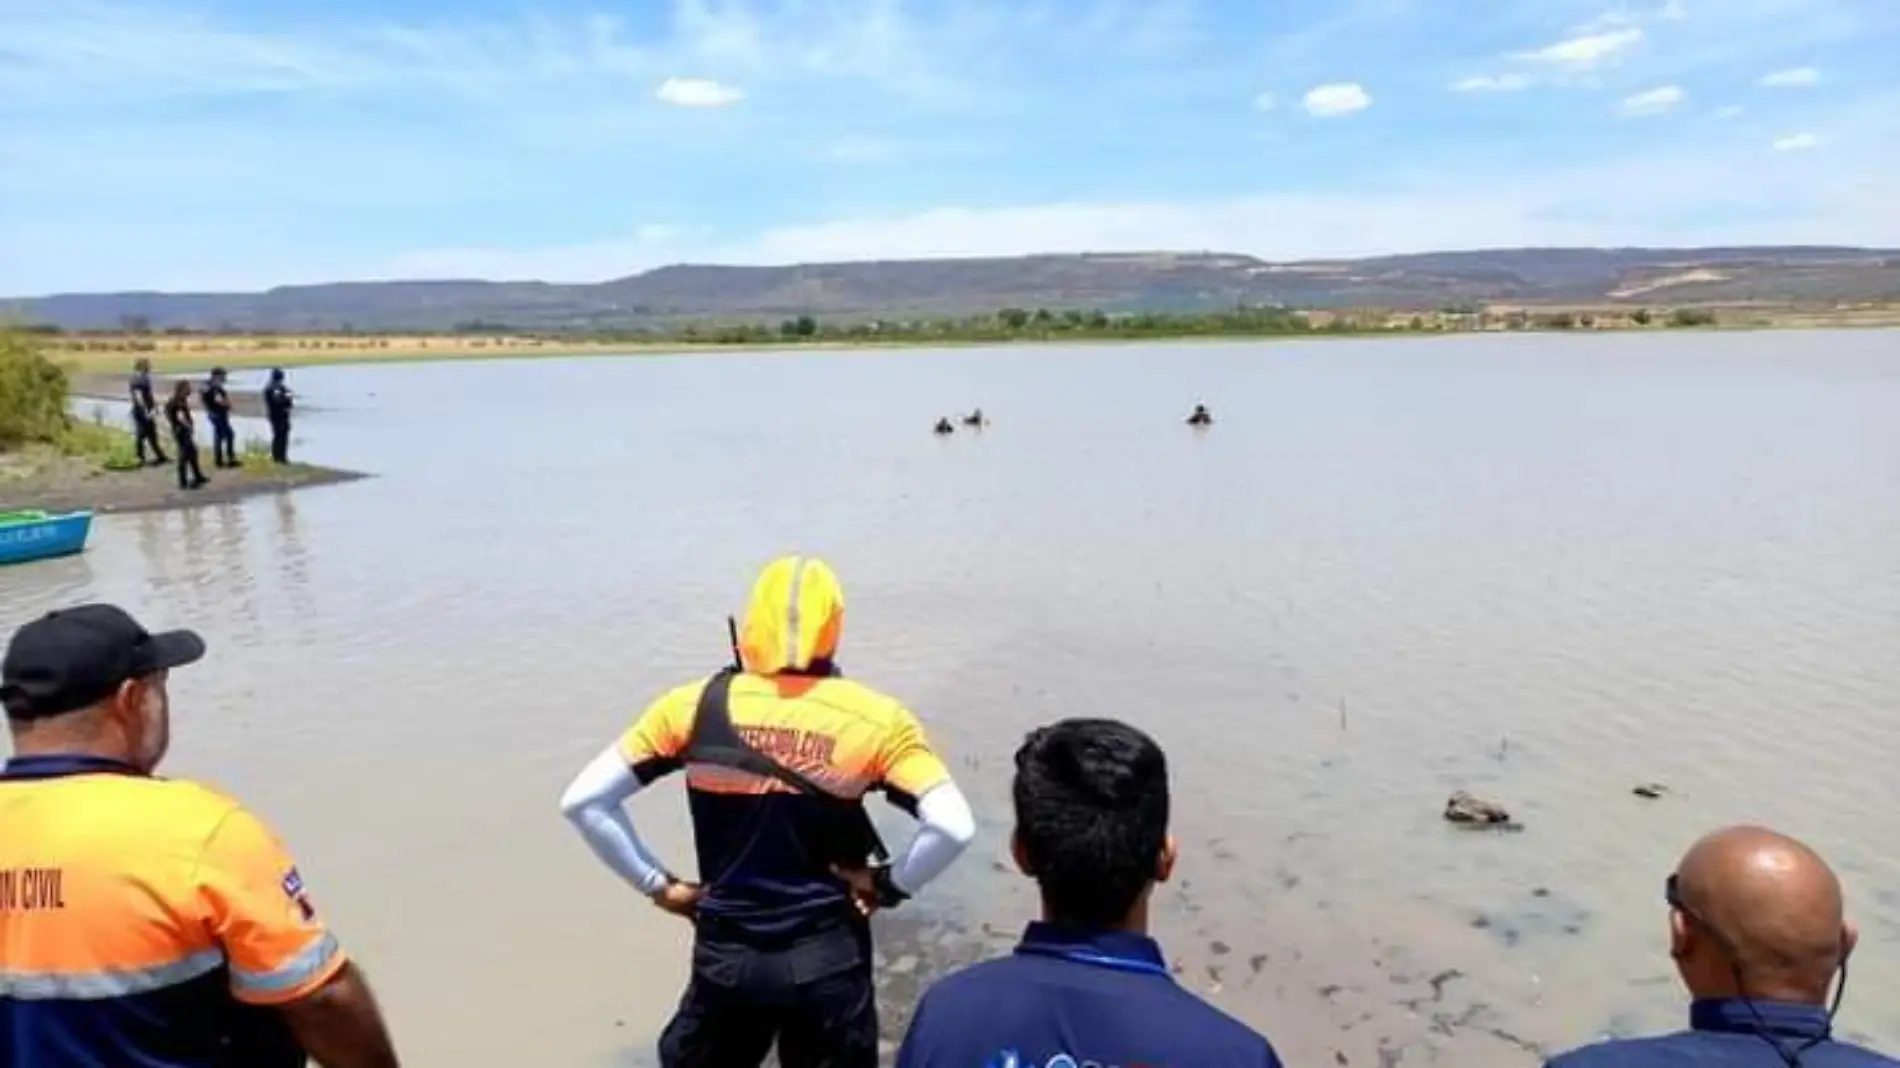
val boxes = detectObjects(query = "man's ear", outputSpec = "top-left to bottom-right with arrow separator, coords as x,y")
1011,830 -> 1033,877
1155,835 -> 1179,885
1843,920 -> 1859,962
108,678 -> 144,729
1669,909 -> 1693,961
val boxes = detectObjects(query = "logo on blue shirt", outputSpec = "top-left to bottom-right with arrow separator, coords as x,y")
988,1053 -> 1142,1068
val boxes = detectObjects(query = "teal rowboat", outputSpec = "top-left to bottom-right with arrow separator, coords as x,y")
0,509 -> 94,566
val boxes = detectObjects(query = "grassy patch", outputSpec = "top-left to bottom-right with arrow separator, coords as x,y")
58,418 -> 142,471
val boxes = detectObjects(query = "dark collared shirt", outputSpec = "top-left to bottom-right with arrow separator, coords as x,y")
895,922 -> 1281,1068
1549,999 -> 1900,1068
201,382 -> 231,420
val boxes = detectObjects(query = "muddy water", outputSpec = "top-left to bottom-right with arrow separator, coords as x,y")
5,331 -> 1899,1068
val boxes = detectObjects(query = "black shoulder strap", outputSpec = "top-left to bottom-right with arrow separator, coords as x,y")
683,668 -> 891,865
685,668 -> 835,798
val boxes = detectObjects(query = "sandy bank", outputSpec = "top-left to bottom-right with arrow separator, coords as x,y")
0,445 -> 365,515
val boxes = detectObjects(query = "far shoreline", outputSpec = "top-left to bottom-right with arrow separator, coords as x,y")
37,305 -> 1900,378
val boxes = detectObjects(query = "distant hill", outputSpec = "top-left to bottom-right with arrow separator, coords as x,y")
9,247 -> 1899,333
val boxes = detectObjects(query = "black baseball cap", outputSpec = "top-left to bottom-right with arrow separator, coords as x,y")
1,605 -> 205,721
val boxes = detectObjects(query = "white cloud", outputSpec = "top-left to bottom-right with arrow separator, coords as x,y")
1619,85 -> 1686,116
1714,105 -> 1745,119
1302,82 -> 1372,117
1252,91 -> 1277,112
654,76 -> 743,107
1449,73 -> 1532,93
0,0 -> 1081,112
1760,66 -> 1820,88
1579,0 -> 1687,33
1511,28 -> 1644,68
1774,133 -> 1819,151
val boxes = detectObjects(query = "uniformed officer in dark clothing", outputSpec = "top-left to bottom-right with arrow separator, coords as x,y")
201,367 -> 238,468
263,368 -> 294,464
1546,825 -> 1893,1068
896,718 -> 1281,1068
129,358 -> 169,466
164,380 -> 209,490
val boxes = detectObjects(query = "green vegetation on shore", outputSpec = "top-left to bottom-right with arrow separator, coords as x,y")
25,299 -> 1796,378
4,330 -> 358,516
2,330 -> 91,453
44,301 -> 1725,349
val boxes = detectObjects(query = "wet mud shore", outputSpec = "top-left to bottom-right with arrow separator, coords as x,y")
0,449 -> 365,515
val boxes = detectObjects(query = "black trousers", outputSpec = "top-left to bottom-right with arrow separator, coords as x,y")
658,922 -> 877,1068
173,431 -> 205,488
134,412 -> 168,464
269,416 -> 291,464
209,414 -> 237,467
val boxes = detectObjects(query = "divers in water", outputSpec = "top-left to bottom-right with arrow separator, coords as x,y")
934,417 -> 956,435
1186,404 -> 1213,427
962,408 -> 987,428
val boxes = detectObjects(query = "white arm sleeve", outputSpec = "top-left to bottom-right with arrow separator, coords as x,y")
559,744 -> 671,896
889,780 -> 977,896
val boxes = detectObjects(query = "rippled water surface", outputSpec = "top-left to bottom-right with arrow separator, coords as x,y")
5,331 -> 1899,1067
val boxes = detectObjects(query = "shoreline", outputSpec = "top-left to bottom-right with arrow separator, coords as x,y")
35,308 -> 1900,377
0,439 -> 367,517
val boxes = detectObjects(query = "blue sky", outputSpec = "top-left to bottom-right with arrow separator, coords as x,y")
2,0 -> 1897,294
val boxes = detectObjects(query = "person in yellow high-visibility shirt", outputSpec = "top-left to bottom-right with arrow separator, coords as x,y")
1,603 -> 401,1068
561,555 -> 977,1068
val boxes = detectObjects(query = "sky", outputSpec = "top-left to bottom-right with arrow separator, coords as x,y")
2,0 -> 1898,295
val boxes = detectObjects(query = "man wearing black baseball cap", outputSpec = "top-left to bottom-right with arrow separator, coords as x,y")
1,604 -> 403,1068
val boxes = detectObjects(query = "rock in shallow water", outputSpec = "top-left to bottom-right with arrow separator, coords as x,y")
1444,790 -> 1517,827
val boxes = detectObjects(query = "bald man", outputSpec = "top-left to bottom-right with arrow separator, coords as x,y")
1548,825 -> 1895,1068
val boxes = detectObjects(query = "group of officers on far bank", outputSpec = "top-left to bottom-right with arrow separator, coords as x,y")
127,359 -> 297,490
3,556 -> 1894,1068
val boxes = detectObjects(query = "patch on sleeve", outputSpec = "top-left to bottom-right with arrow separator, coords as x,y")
282,867 -> 316,921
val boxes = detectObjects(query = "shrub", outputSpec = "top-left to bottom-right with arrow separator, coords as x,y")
1667,307 -> 1718,328
0,331 -> 72,448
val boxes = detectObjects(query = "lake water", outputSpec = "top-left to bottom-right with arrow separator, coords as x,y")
5,331 -> 1899,1068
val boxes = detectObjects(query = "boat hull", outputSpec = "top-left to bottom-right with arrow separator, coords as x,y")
0,511 -> 94,566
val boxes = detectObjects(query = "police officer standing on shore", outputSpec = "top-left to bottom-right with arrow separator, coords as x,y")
165,380 -> 209,491
201,366 -> 238,468
128,357 -> 168,466
264,368 -> 294,464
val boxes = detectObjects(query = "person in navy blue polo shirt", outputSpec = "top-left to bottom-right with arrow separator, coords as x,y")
1547,824 -> 1895,1068
895,717 -> 1281,1068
